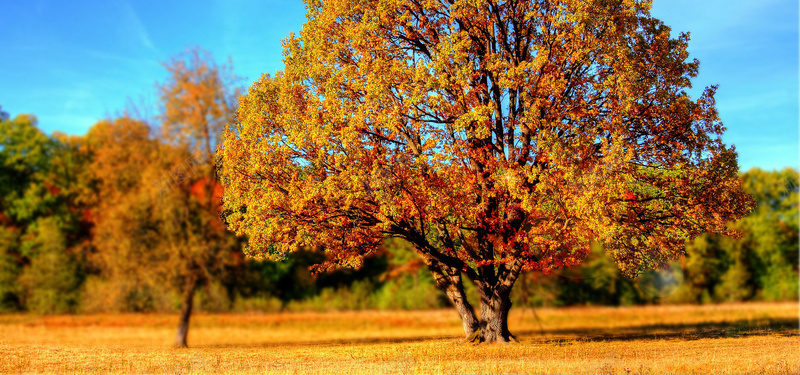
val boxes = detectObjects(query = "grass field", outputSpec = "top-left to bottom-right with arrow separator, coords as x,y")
0,302 -> 797,374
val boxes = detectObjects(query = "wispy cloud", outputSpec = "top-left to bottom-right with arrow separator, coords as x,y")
120,0 -> 158,53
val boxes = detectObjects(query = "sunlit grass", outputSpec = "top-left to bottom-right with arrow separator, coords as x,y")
0,302 -> 797,374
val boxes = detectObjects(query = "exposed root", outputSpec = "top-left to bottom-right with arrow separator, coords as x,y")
464,330 -> 518,344
466,330 -> 482,344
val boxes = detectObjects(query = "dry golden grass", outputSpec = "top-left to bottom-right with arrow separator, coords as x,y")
0,302 -> 797,374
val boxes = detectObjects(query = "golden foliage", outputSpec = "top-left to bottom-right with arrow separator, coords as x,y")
218,0 -> 754,342
221,0 -> 752,274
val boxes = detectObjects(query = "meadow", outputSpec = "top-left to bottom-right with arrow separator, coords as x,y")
0,301 -> 797,374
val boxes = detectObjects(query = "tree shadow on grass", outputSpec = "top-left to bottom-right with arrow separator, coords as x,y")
200,334 -> 464,349
201,317 -> 798,348
519,318 -> 799,343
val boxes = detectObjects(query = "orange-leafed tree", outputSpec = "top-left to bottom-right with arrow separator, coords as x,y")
158,47 -> 241,347
87,48 -> 241,348
218,0 -> 753,343
87,116 -> 239,348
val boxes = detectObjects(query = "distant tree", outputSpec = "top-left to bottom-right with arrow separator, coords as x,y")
84,117 -> 166,311
0,112 -> 91,313
740,168 -> 798,300
0,113 -> 52,309
19,217 -> 83,314
674,168 -> 798,303
0,114 -> 52,223
219,0 -> 753,343
83,48 -> 241,346
86,114 -> 240,346
0,226 -> 22,311
157,47 -> 242,347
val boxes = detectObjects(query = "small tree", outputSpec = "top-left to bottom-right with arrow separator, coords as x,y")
87,48 -> 241,347
218,0 -> 753,343
158,47 -> 241,347
88,115 -> 240,346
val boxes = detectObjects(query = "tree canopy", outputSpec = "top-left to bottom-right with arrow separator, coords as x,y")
219,0 -> 753,342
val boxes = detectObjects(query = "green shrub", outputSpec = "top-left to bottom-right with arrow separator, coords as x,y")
20,218 -> 82,314
0,227 -> 22,311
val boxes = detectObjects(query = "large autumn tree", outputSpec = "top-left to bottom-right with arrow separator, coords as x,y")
219,0 -> 753,343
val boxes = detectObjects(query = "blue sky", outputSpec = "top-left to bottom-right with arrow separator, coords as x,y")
0,0 -> 796,171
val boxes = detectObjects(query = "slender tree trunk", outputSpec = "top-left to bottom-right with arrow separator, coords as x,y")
428,264 -> 480,337
175,274 -> 198,348
445,275 -> 480,337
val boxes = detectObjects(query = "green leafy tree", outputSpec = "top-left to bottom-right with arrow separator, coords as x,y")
0,226 -> 22,311
373,238 -> 447,310
19,217 -> 83,314
0,114 -> 54,225
0,111 -> 90,313
669,168 -> 798,303
742,168 -> 799,300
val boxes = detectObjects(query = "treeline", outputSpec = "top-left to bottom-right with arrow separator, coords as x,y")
0,55 -> 797,315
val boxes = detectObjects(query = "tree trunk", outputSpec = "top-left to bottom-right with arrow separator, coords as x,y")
445,275 -> 480,337
423,254 -> 522,343
472,288 -> 516,344
174,274 -> 198,348
428,265 -> 480,337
